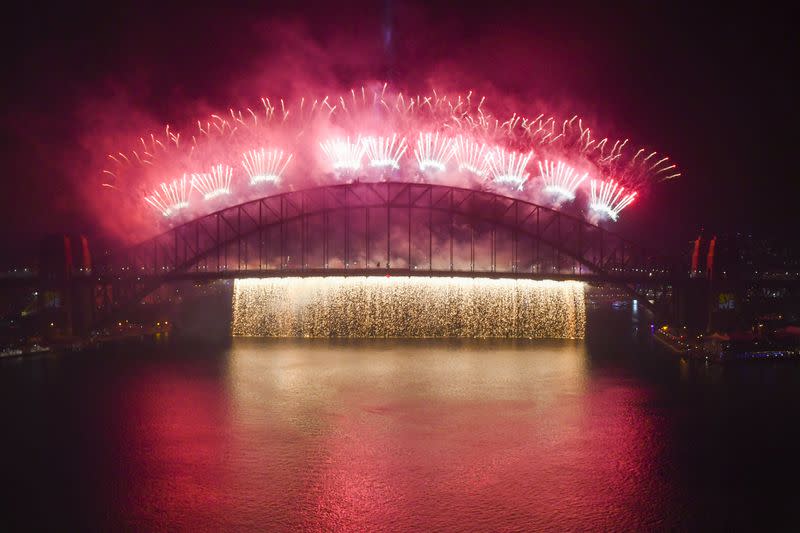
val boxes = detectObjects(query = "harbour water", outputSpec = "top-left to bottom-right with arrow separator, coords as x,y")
2,308 -> 800,530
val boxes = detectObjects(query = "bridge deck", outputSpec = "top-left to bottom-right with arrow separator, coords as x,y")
93,268 -> 673,285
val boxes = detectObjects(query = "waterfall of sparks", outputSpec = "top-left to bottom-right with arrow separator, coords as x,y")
454,136 -> 490,178
363,134 -> 408,169
191,164 -> 233,200
242,148 -> 293,185
414,132 -> 456,172
320,136 -> 366,172
144,176 -> 190,217
487,148 -> 533,191
232,277 -> 586,338
538,160 -> 587,202
589,179 -> 636,221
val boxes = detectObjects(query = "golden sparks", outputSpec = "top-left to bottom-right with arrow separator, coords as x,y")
232,277 -> 585,339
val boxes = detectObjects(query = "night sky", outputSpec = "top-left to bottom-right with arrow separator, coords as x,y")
0,1 -> 797,263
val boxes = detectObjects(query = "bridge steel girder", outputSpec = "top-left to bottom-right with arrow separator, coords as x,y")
98,182 -> 671,280
93,182 -> 675,321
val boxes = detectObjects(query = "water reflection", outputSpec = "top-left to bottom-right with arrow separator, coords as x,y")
216,339 -> 667,530
110,359 -> 234,530
6,311 -> 800,529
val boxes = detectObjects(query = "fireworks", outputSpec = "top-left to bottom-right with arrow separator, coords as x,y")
232,277 -> 586,339
104,86 -> 679,226
144,177 -> 190,217
191,164 -> 233,200
242,148 -> 293,185
414,132 -> 455,172
454,136 -> 490,177
538,160 -> 587,201
487,148 -> 533,191
320,136 -> 365,172
363,134 -> 408,170
589,179 -> 636,221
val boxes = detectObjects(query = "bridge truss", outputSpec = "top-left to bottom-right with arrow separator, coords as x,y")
93,182 -> 675,320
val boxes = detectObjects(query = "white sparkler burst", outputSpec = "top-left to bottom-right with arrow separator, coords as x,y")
487,148 -> 533,191
589,179 -> 636,221
363,133 -> 408,169
320,136 -> 366,172
191,164 -> 233,200
538,160 -> 587,201
109,88 -> 679,225
144,176 -> 190,217
454,136 -> 490,177
413,132 -> 455,172
242,148 -> 293,185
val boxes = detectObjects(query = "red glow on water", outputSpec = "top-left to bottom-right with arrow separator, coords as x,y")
100,342 -> 669,530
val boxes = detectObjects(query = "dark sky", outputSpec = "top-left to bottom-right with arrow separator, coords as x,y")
0,1 -> 797,262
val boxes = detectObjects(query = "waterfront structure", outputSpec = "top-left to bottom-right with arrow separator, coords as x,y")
11,184 -> 796,338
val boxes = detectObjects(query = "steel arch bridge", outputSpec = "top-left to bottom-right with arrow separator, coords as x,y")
93,181 -> 675,317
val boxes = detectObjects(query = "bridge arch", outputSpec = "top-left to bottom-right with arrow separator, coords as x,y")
97,181 -> 670,284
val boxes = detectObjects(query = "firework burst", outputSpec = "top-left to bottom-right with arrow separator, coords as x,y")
538,160 -> 587,201
413,132 -> 455,172
589,179 -> 636,221
102,85 -> 678,227
320,136 -> 365,172
144,177 -> 190,217
487,148 -> 533,191
242,148 -> 293,185
363,134 -> 408,170
453,136 -> 490,177
191,164 -> 233,200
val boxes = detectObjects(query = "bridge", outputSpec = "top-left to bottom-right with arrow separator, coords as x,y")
7,181 -> 797,337
62,180 -> 683,334
87,181 -> 675,317
97,182 -> 672,279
